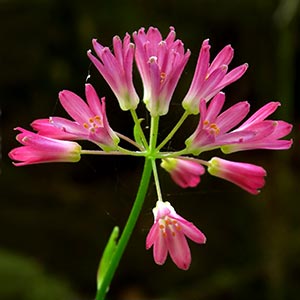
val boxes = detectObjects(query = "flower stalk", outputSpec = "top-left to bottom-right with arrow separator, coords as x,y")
96,158 -> 153,300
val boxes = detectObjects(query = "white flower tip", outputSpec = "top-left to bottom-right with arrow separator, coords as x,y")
148,56 -> 158,63
221,64 -> 228,71
113,35 -> 121,41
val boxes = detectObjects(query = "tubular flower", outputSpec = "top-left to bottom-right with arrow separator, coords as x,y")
161,157 -> 205,188
87,33 -> 139,110
207,157 -> 266,195
9,127 -> 81,166
185,92 -> 252,155
31,84 -> 120,151
221,102 -> 293,153
146,201 -> 206,270
182,39 -> 248,114
133,26 -> 190,116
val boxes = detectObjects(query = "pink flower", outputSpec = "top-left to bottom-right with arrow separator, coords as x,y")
207,157 -> 266,195
160,157 -> 205,188
182,39 -> 248,114
87,33 -> 139,110
146,201 -> 206,270
221,102 -> 293,153
185,92 -> 252,155
31,84 -> 119,151
9,128 -> 81,166
133,26 -> 190,116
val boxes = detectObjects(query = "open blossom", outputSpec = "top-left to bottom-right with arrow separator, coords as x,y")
87,33 -> 139,110
161,157 -> 205,188
185,94 -> 293,156
208,157 -> 266,195
182,39 -> 248,114
31,84 -> 119,151
133,26 -> 190,116
185,92 -> 252,155
146,201 -> 206,270
221,102 -> 293,153
9,128 -> 81,166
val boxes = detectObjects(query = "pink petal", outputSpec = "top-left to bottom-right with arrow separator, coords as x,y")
85,84 -> 103,117
208,44 -> 234,74
166,230 -> 191,270
153,232 -> 168,266
59,90 -> 92,124
239,102 -> 281,129
215,63 -> 248,92
217,101 -> 250,133
205,92 -> 226,122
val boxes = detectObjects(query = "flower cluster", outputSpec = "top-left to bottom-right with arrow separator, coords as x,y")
9,26 -> 293,271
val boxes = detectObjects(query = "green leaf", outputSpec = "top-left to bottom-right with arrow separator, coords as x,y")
97,226 -> 119,291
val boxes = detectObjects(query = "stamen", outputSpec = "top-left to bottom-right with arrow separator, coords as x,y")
204,120 -> 220,136
83,115 -> 103,132
209,123 -> 220,135
94,115 -> 102,123
160,72 -> 166,83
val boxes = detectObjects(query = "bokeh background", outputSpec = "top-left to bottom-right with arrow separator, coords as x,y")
1,0 -> 300,299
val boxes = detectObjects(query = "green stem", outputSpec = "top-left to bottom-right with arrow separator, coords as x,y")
156,149 -> 189,158
151,159 -> 163,202
156,111 -> 189,151
81,149 -> 146,157
95,158 -> 153,300
149,116 -> 160,153
116,132 -> 144,151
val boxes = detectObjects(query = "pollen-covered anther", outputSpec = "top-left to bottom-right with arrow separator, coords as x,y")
83,115 -> 103,132
173,220 -> 181,231
209,123 -> 220,135
159,222 -> 167,237
160,72 -> 166,83
204,120 -> 220,135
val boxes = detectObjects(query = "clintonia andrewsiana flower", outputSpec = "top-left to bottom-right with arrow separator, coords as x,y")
146,201 -> 206,270
9,128 -> 81,166
133,26 -> 190,116
182,38 -> 248,114
87,33 -> 140,111
32,84 -> 119,151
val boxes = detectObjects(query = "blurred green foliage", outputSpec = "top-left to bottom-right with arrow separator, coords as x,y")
0,249 -> 76,300
1,0 -> 300,299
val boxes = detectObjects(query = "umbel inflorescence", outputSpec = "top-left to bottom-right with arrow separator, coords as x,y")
9,27 -> 292,273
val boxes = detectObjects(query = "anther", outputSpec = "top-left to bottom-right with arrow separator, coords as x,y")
160,72 -> 166,83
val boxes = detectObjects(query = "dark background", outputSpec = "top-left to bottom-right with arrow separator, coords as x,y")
1,0 -> 300,299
